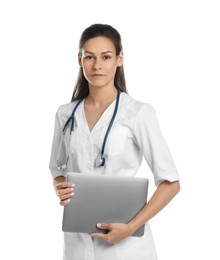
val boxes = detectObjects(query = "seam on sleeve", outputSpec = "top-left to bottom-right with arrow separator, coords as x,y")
132,103 -> 155,146
155,172 -> 180,187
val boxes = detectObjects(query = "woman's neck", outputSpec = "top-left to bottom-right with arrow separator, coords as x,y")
85,86 -> 118,107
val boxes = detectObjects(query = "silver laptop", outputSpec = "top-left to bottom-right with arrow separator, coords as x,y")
62,172 -> 149,237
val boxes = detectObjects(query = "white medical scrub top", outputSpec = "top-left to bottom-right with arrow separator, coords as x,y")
49,92 -> 179,260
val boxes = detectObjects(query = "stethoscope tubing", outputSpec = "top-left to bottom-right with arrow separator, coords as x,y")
60,89 -> 120,167
100,90 -> 120,156
62,98 -> 84,134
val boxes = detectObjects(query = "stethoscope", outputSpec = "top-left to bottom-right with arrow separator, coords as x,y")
57,89 -> 121,170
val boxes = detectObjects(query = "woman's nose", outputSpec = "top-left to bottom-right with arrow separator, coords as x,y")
92,59 -> 102,70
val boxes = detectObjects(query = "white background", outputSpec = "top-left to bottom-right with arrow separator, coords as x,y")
0,0 -> 219,259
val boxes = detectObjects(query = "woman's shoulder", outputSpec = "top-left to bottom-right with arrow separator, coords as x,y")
55,101 -> 78,118
121,92 -> 156,115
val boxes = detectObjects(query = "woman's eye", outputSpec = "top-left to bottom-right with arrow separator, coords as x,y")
85,56 -> 94,60
102,55 -> 111,60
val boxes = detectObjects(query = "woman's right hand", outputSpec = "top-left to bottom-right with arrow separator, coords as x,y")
53,177 -> 75,206
56,182 -> 75,206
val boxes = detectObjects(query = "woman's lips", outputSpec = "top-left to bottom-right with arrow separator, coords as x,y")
91,74 -> 105,76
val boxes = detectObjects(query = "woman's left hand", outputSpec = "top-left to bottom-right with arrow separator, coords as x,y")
90,223 -> 134,244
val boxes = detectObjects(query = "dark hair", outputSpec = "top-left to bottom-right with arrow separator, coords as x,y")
71,24 -> 127,102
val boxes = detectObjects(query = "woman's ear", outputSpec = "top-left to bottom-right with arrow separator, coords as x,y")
117,51 -> 124,67
78,52 -> 82,67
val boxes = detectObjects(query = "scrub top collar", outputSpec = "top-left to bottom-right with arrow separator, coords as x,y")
74,92 -> 130,135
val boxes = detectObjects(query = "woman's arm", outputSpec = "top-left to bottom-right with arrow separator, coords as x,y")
91,180 -> 180,244
128,180 -> 180,232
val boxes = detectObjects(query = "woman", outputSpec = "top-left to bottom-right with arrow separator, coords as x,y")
49,23 -> 180,260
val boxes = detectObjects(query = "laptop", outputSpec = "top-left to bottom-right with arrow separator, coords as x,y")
62,172 -> 149,237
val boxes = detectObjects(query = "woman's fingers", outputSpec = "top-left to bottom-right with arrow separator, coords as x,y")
60,198 -> 71,206
58,191 -> 74,206
59,194 -> 73,205
59,190 -> 74,200
56,182 -> 75,206
56,182 -> 74,190
57,186 -> 74,196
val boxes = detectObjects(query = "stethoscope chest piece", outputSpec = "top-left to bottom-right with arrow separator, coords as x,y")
95,155 -> 106,167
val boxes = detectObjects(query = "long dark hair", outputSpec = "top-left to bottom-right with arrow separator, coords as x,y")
71,24 -> 128,102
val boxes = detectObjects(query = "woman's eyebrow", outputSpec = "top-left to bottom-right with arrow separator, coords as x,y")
84,51 -> 113,55
101,51 -> 113,54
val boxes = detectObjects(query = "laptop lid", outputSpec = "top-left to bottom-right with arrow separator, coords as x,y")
62,172 -> 149,237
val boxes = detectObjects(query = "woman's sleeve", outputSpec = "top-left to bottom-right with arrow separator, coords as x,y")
49,107 -> 67,179
133,104 -> 179,186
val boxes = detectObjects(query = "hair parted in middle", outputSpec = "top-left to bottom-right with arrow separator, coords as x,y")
71,24 -> 127,102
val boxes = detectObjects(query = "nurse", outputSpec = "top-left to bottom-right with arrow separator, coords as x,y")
49,23 -> 180,260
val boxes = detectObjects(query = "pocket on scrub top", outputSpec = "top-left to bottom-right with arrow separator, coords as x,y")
105,125 -> 128,156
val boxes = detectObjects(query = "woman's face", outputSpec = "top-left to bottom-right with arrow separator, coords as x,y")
78,36 -> 123,89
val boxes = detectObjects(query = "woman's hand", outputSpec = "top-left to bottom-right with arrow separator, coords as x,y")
53,176 -> 75,206
90,223 -> 134,244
